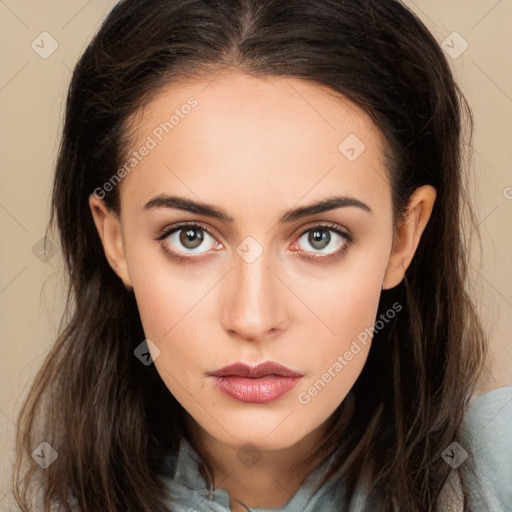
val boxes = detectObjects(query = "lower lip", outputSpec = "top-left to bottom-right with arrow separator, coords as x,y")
211,375 -> 302,403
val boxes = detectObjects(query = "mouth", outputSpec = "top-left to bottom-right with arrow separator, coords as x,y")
207,361 -> 303,403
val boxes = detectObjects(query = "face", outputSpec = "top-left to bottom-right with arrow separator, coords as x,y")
90,72 -> 434,452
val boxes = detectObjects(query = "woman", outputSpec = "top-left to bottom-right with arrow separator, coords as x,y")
13,0 -> 512,510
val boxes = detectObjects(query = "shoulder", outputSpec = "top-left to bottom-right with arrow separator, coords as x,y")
459,384 -> 512,510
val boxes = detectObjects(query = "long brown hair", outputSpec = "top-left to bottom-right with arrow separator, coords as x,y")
13,0 -> 486,510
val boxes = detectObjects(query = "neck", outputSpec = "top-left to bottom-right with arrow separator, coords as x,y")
186,418 -> 330,511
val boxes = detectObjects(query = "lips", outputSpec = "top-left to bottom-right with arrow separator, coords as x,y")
208,361 -> 303,403
208,361 -> 302,379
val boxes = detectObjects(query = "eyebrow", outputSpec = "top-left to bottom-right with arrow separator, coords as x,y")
143,194 -> 372,223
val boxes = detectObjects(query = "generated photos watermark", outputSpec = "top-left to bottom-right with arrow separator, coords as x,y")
298,301 -> 402,405
93,97 -> 198,200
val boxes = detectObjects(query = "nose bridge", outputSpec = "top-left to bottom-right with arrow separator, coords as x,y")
222,248 -> 284,341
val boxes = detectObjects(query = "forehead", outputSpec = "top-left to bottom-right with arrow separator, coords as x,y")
118,72 -> 390,213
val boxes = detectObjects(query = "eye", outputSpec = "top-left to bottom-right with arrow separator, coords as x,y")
155,221 -> 352,263
292,224 -> 352,259
157,222 -> 222,257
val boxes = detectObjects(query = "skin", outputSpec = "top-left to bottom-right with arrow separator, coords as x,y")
89,72 -> 436,510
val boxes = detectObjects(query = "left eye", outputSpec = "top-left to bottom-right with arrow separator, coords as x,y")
295,226 -> 349,255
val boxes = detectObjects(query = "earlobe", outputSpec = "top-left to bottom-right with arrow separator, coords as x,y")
382,185 -> 437,290
88,194 -> 133,290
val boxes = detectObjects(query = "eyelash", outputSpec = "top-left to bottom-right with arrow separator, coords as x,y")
155,221 -> 353,264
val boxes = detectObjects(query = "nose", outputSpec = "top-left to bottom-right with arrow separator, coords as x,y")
221,251 -> 287,343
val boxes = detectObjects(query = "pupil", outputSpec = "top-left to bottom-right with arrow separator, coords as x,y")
180,228 -> 203,249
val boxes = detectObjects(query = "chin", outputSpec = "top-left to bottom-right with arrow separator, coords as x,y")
208,417 -> 312,451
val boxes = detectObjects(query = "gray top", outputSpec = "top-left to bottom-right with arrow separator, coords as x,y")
163,385 -> 512,511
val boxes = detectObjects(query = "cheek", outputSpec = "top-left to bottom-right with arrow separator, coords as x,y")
293,257 -> 386,402
124,236 -> 206,337
324,272 -> 383,336
308,246 -> 390,347
125,242 -> 222,394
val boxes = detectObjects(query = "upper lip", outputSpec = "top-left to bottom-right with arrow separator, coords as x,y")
208,361 -> 302,378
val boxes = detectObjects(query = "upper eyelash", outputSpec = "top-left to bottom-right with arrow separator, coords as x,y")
304,223 -> 353,244
155,221 -> 217,241
155,221 -> 353,251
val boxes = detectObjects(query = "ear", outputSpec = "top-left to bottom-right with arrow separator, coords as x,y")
382,185 -> 437,290
88,193 -> 133,290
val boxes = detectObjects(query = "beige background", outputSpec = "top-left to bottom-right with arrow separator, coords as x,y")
1,0 -> 511,507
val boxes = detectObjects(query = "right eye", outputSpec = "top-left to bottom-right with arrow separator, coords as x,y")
157,223 -> 222,257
